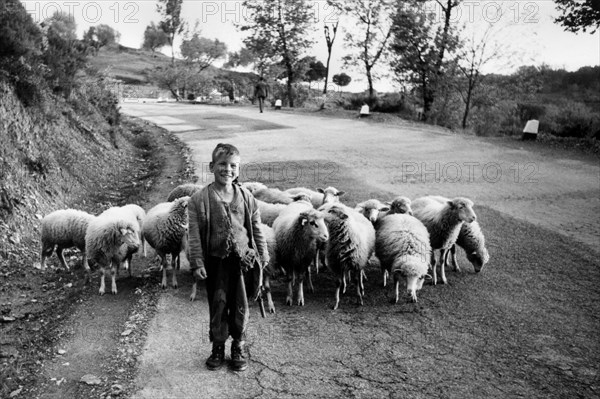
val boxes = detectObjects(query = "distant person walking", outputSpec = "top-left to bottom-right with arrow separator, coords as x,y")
254,77 -> 269,113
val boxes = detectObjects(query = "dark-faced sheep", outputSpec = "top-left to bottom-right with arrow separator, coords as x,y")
142,197 -> 190,289
375,214 -> 431,303
85,210 -> 141,295
319,203 -> 375,310
411,196 -> 477,285
40,209 -> 95,270
167,183 -> 204,202
272,202 -> 329,306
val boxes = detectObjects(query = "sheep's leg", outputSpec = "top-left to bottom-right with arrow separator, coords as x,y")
360,270 -> 366,296
307,263 -> 315,293
285,271 -> 294,306
333,278 -> 341,310
160,255 -> 168,289
111,264 -> 118,295
297,272 -> 305,306
439,249 -> 449,284
171,255 -> 178,289
264,275 -> 276,314
40,244 -> 54,270
342,271 -> 348,294
56,247 -> 69,270
142,235 -> 147,258
99,267 -> 106,295
449,244 -> 461,272
430,251 -> 438,285
356,272 -> 364,306
393,273 -> 400,304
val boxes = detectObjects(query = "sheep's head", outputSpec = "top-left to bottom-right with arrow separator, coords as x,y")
449,198 -> 476,223
356,199 -> 389,223
404,273 -> 431,303
299,209 -> 329,242
317,186 -> 345,205
468,247 -> 490,272
389,196 -> 412,216
119,225 -> 140,253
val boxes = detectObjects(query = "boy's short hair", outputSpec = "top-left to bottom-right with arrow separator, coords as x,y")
211,143 -> 240,162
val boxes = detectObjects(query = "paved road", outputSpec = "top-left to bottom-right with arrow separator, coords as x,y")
121,102 -> 600,399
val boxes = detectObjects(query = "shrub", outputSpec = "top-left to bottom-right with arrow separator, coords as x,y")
541,102 -> 600,138
516,102 -> 546,123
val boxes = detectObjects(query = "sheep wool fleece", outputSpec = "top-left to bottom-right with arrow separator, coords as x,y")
188,183 -> 269,343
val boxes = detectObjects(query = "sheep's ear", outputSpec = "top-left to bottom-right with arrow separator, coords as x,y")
337,191 -> 345,196
316,188 -> 325,194
301,217 -> 308,226
424,274 -> 433,281
339,212 -> 349,220
447,200 -> 455,208
380,206 -> 390,212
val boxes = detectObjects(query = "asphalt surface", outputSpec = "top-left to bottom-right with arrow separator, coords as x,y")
120,102 -> 600,399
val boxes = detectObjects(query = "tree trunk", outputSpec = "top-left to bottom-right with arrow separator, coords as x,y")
323,50 -> 332,94
366,65 -> 374,98
461,83 -> 474,129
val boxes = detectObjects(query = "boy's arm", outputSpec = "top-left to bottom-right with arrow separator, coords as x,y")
249,196 -> 270,265
188,196 -> 207,279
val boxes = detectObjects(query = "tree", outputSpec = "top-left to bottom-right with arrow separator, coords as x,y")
83,24 -> 120,52
239,0 -> 314,107
554,0 -> 600,34
332,72 -> 351,87
303,58 -> 327,88
223,47 -> 256,69
390,0 -> 461,121
142,22 -> 169,53
328,0 -> 394,98
157,0 -> 185,63
323,21 -> 339,94
180,33 -> 227,72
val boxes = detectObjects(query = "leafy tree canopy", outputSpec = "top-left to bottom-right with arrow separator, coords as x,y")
554,0 -> 600,33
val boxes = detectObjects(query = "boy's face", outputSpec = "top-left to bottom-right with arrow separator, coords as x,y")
210,154 -> 241,187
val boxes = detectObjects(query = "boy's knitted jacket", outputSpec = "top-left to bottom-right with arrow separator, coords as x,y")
188,183 -> 270,272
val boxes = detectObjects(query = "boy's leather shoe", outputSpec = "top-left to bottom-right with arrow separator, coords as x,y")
231,341 -> 248,372
206,344 -> 225,370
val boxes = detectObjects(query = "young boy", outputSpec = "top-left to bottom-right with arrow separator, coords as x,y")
188,143 -> 269,372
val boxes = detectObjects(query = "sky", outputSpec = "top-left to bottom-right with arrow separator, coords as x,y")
21,0 -> 600,93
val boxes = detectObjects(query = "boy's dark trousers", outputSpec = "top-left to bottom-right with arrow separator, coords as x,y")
205,255 -> 249,344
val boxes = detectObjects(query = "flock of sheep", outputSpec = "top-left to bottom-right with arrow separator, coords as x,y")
38,181 -> 489,310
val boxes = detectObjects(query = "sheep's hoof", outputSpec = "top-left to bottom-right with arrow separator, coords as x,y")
391,297 -> 399,304
161,283 -> 167,289
99,289 -> 105,296
172,283 -> 178,289
189,295 -> 196,302
297,299 -> 304,306
285,298 -> 292,306
268,306 -> 276,314
112,289 -> 118,295
332,303 -> 339,310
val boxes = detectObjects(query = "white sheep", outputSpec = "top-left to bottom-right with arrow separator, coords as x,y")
99,204 -> 145,275
142,197 -> 190,289
285,186 -> 344,208
253,186 -> 293,205
40,209 -> 95,270
257,192 -> 314,227
411,196 -> 477,285
319,203 -> 375,310
426,196 -> 489,273
85,209 -> 141,295
375,213 -> 431,303
446,220 -> 490,273
272,202 -> 329,306
166,183 -> 204,202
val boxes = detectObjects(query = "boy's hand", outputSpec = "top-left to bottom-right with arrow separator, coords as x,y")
193,267 -> 207,281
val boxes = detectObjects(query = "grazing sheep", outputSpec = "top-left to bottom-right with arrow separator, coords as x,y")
142,197 -> 190,289
40,209 -> 95,270
166,183 -> 204,202
272,202 -> 329,306
446,220 -> 490,273
241,181 -> 268,194
375,214 -> 431,303
285,186 -> 344,208
355,199 -> 390,224
411,196 -> 477,285
85,210 -> 141,295
319,203 -> 375,310
253,186 -> 293,205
